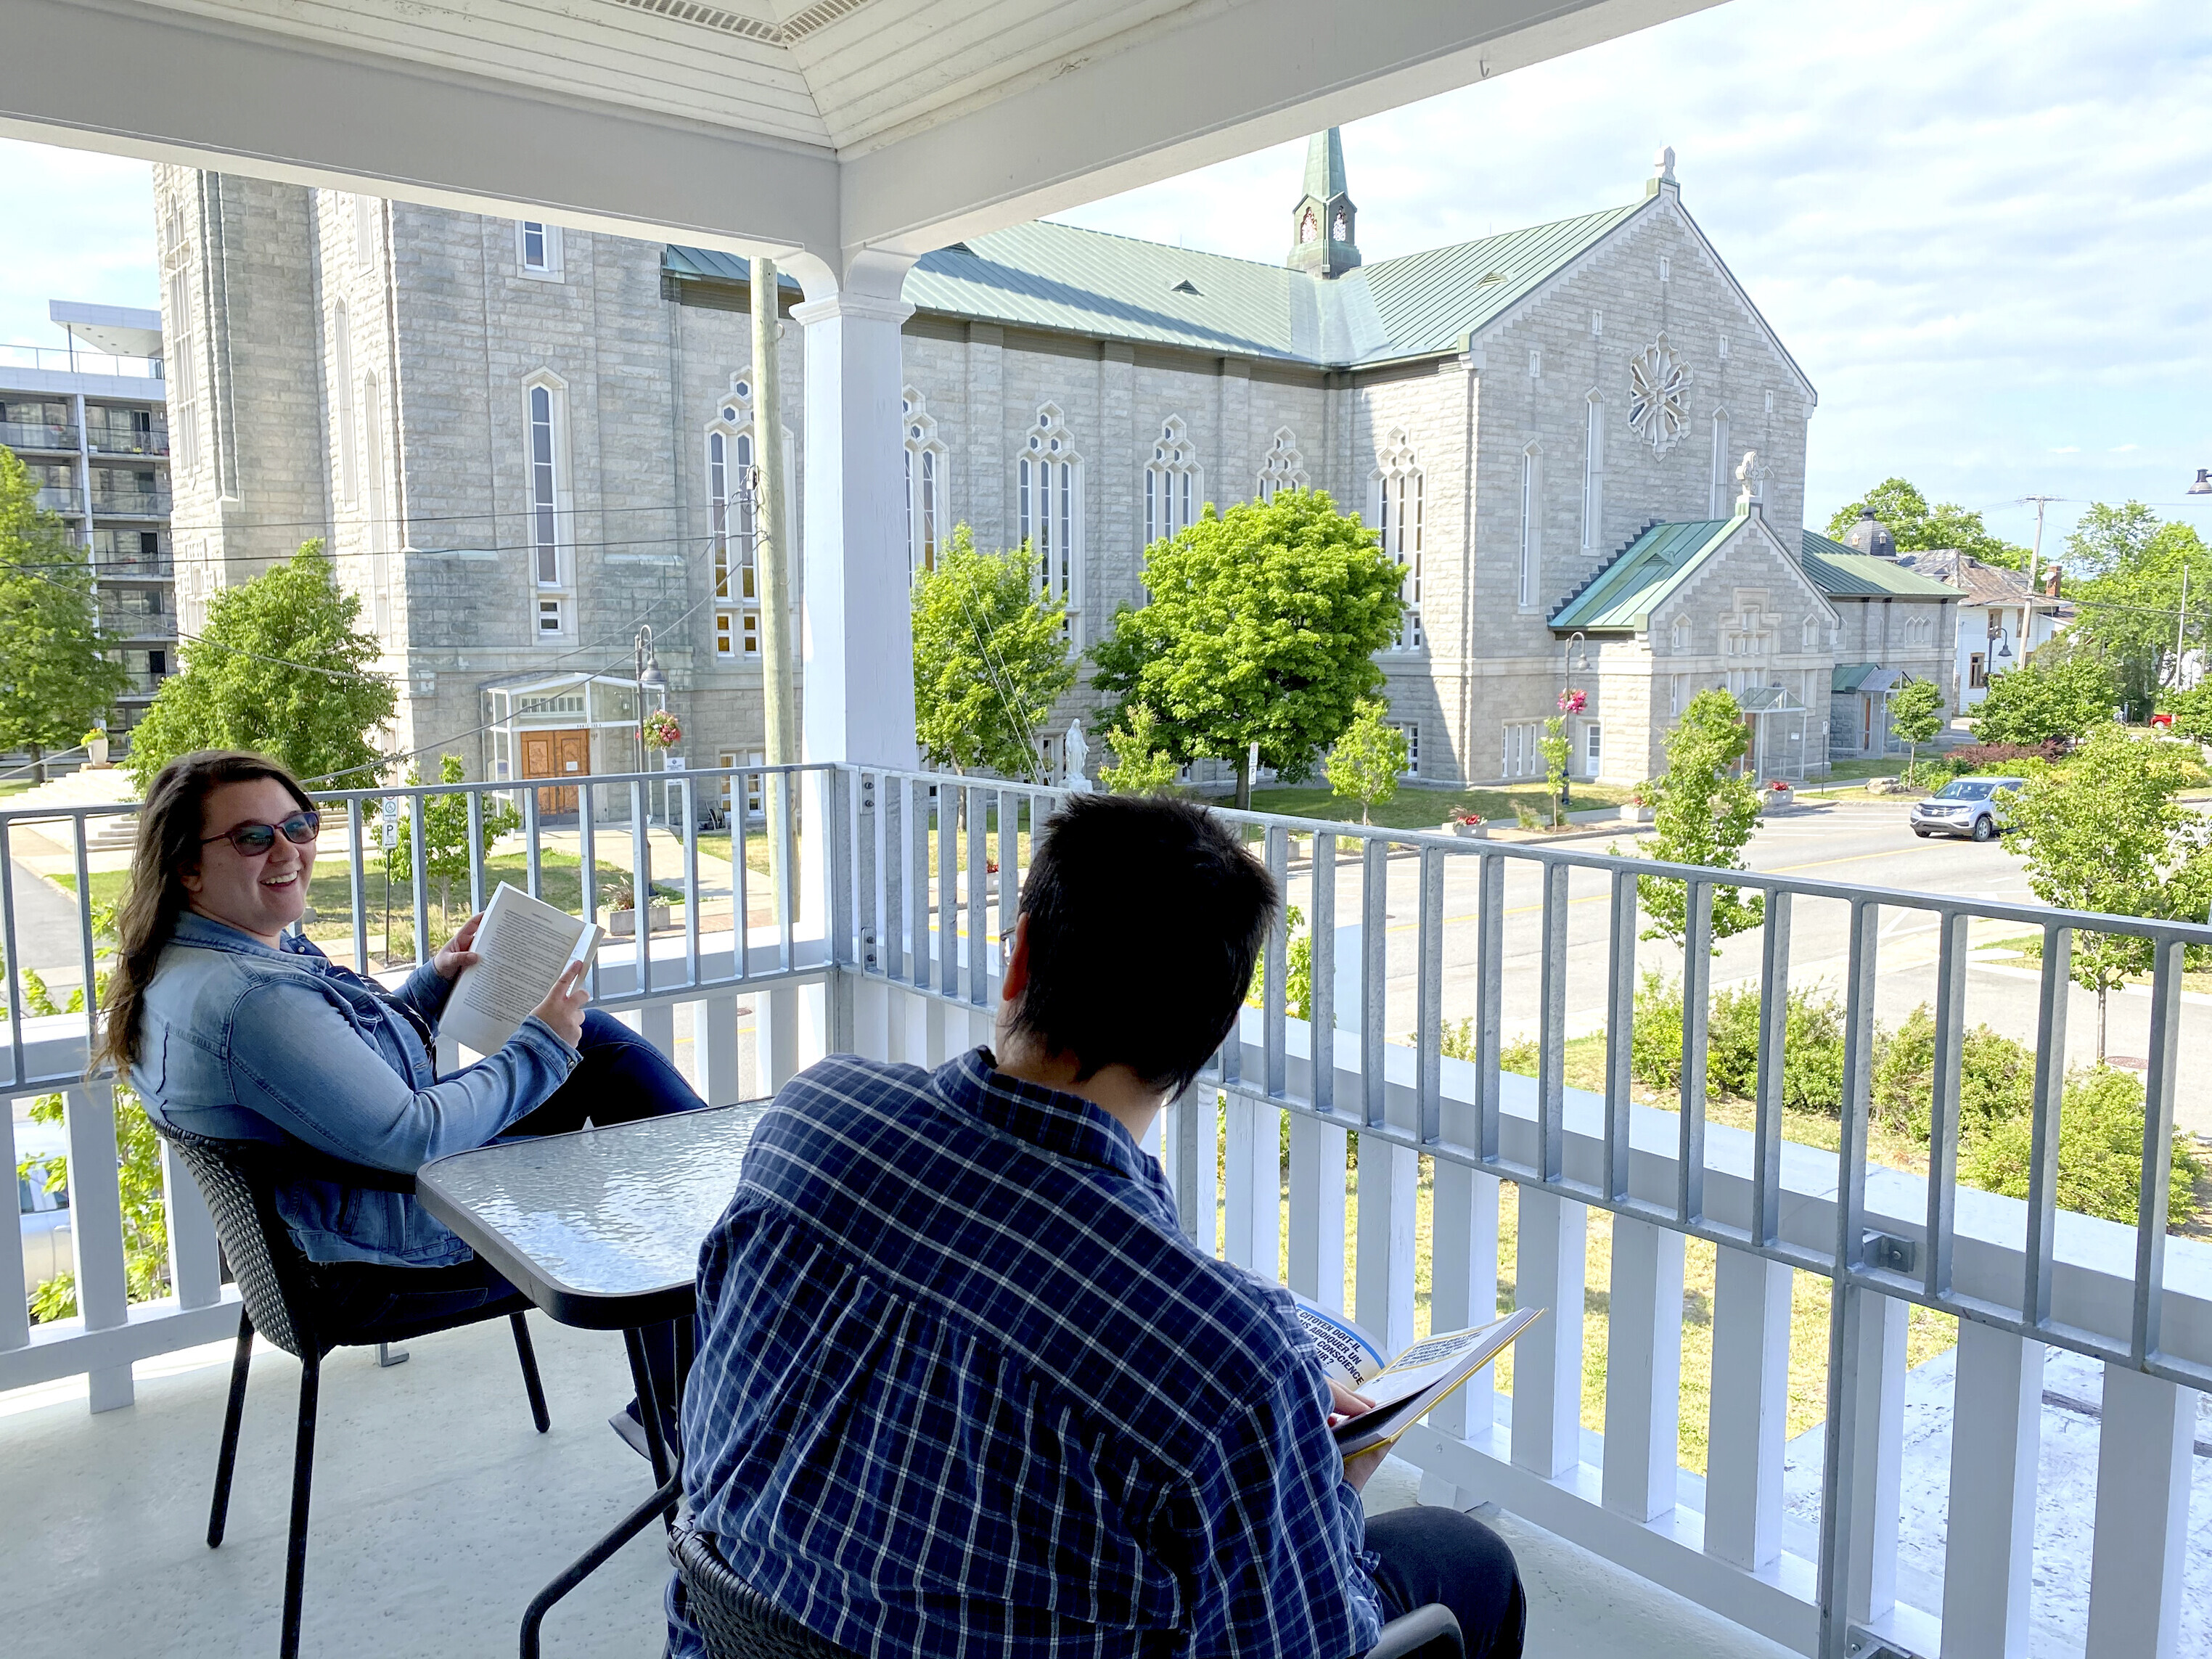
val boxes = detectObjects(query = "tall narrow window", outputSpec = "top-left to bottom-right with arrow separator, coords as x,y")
1518,444 -> 1542,610
332,303 -> 356,505
1256,428 -> 1308,501
354,194 -> 381,271
362,372 -> 390,631
1372,430 -> 1424,650
902,388 -> 948,582
1017,406 -> 1084,640
523,223 -> 548,270
1710,409 -> 1732,516
708,390 -> 762,658
1395,723 -> 1420,777
517,221 -> 562,279
530,385 -> 559,585
160,199 -> 200,476
1144,417 -> 1203,546
1581,393 -> 1605,551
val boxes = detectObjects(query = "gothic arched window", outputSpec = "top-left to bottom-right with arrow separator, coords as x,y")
1256,428 -> 1308,502
1373,430 -> 1425,650
1709,409 -> 1732,517
707,376 -> 763,658
1581,393 -> 1606,552
1018,405 -> 1084,641
1518,442 -> 1542,612
903,388 -> 948,583
1144,417 -> 1203,547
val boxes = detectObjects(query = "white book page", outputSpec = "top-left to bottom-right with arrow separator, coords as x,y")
1290,1293 -> 1388,1388
441,882 -> 599,1056
1355,1314 -> 1523,1410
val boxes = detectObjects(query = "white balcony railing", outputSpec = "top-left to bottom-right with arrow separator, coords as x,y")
5,763 -> 2208,1659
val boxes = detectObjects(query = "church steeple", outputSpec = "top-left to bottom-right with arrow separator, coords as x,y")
1287,128 -> 1360,279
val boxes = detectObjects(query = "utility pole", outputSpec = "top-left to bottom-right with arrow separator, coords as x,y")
2176,561 -> 2190,690
751,256 -> 798,922
2023,494 -> 2056,592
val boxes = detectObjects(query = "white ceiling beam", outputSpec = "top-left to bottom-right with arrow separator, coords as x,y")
841,0 -> 1721,258
0,0 -> 839,259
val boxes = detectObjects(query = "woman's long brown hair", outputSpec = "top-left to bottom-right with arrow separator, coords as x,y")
95,750 -> 316,1076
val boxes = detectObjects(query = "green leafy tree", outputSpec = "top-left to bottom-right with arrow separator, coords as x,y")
1091,489 -> 1404,808
1634,688 -> 1764,949
2063,501 -> 2163,581
1324,698 -> 1407,824
1888,676 -> 1945,781
1826,478 -> 2031,570
911,525 -> 1076,781
1102,702 -> 1179,796
127,540 -> 395,790
2069,515 -> 2208,718
385,753 -> 520,937
2007,724 -> 2207,1059
0,448 -> 127,779
1970,644 -> 2117,747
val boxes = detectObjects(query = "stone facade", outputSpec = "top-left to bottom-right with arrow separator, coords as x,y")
157,144 -> 1848,798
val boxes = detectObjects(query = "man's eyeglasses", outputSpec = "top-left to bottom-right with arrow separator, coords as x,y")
200,811 -> 321,856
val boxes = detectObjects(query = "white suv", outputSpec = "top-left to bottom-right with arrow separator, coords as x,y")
1909,776 -> 2025,843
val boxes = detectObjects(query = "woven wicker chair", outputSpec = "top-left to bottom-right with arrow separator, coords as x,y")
157,1121 -> 552,1659
668,1520 -> 1465,1659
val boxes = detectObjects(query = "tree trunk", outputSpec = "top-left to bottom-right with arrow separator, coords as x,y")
2097,986 -> 2107,1063
1234,753 -> 1251,811
30,742 -> 45,785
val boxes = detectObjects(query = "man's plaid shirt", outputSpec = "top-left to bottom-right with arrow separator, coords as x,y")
668,1047 -> 1382,1659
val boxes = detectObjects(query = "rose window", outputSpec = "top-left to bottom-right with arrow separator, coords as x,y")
1627,335 -> 1691,456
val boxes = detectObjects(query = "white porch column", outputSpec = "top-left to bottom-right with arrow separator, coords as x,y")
792,251 -> 919,770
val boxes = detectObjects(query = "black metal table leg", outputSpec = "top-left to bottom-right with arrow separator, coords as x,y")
517,1470 -> 683,1659
622,1324 -> 673,1488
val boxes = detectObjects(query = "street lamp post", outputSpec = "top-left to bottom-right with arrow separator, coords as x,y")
1560,631 -> 1588,806
634,623 -> 668,820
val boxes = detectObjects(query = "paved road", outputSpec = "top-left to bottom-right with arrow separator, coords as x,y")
1337,800 -> 2212,1138
4,861 -> 93,1002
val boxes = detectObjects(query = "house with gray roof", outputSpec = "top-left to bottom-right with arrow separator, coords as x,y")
157,135 -> 1828,794
1801,520 -> 1960,758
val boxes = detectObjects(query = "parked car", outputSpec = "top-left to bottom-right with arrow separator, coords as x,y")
1909,776 -> 2026,842
17,1118 -> 71,1299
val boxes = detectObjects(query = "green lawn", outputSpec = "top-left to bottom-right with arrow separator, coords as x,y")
0,779 -> 35,800
1247,779 -> 1632,831
53,849 -> 649,964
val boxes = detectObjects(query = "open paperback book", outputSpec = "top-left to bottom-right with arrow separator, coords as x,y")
1292,1295 -> 1544,1459
441,882 -> 605,1056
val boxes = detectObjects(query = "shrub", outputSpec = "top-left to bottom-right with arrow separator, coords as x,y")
1941,741 -> 2061,775
1871,1005 -> 2038,1138
1962,1064 -> 2205,1229
1627,972 -> 1845,1108
1499,1034 -> 1540,1076
1629,971 -> 1685,1090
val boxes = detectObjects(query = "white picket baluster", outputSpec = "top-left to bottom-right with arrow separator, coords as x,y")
0,1101 -> 28,1351
1355,1138 -> 1417,1360
638,999 -> 676,1063
1424,1126 -> 1501,1510
1941,1322 -> 2042,1659
1221,1094 -> 1276,1274
64,1082 -> 132,1412
1511,1187 -> 1586,1479
2085,1364 -> 2197,1657
695,993 -> 742,1105
1840,1291 -> 1907,1627
761,985 -> 802,1090
1287,1113 -> 1347,1311
161,1136 -> 224,1310
1703,1248 -> 1792,1570
1602,1215 -> 1683,1521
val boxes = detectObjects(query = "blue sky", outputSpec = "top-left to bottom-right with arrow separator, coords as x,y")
4,0 -> 2208,553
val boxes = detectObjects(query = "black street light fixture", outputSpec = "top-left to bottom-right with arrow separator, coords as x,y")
2190,469 -> 2211,496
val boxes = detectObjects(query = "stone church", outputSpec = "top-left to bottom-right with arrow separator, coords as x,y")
153,136 -> 1896,803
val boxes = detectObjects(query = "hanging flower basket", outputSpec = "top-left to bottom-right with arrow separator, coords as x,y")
642,710 -> 682,750
1557,688 -> 1587,714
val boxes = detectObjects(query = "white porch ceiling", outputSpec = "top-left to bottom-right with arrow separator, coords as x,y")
0,0 -> 1720,278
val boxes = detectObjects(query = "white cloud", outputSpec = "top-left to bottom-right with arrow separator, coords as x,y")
1054,0 -> 2212,549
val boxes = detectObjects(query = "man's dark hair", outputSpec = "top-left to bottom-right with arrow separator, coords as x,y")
1007,794 -> 1278,1098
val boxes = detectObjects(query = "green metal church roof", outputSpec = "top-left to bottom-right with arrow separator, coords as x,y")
1548,518 -> 1739,631
666,198 -> 1645,370
1800,531 -> 1959,599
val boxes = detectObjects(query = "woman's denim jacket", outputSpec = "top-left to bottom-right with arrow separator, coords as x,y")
134,912 -> 578,1266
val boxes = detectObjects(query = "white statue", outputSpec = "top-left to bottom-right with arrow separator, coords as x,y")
1064,719 -> 1092,792
1734,448 -> 1765,510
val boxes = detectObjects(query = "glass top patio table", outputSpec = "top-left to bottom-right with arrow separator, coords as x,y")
416,1098 -> 772,1330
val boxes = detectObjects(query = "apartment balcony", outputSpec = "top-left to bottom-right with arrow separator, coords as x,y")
33,485 -> 81,514
88,488 -> 172,517
0,418 -> 78,451
86,424 -> 169,456
4,766 -> 2208,1659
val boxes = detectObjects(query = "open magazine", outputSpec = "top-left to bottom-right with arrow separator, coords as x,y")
1292,1294 -> 1543,1459
441,882 -> 605,1055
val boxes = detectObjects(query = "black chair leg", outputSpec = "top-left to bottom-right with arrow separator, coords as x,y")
208,1305 -> 255,1549
279,1351 -> 321,1659
509,1312 -> 551,1434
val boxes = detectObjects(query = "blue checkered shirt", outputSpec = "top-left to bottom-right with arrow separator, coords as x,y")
668,1047 -> 1382,1659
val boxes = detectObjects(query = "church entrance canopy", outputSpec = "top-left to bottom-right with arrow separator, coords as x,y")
481,672 -> 643,816
1737,682 -> 1811,783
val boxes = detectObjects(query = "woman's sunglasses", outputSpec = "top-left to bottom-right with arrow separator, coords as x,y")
200,810 -> 321,856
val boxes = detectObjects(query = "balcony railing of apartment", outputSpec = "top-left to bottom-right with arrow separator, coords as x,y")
0,344 -> 163,380
87,489 -> 171,516
91,554 -> 173,579
84,425 -> 169,456
110,668 -> 165,699
0,419 -> 78,451
3,763 -> 2206,1659
31,486 -> 81,514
